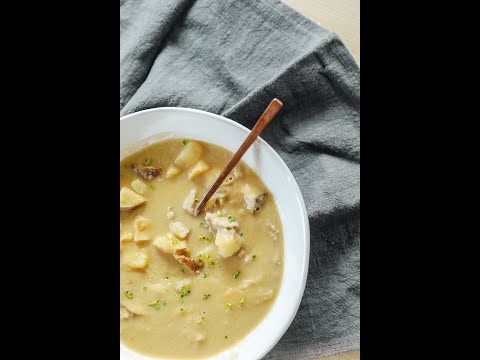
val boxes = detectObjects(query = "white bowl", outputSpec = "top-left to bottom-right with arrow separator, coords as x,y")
120,108 -> 310,360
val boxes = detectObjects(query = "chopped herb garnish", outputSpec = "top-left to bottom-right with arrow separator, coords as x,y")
143,286 -> 147,291
209,261 -> 215,267
144,158 -> 153,166
203,273 -> 208,279
224,302 -> 232,310
195,198 -> 199,203
181,268 -> 185,273
225,335 -> 228,339
179,308 -> 185,314
252,255 -> 257,260
124,290 -> 134,299
203,294 -> 211,300
181,287 -> 190,296
200,222 -> 204,228
228,215 -> 236,223
165,276 -> 169,280
148,300 -> 161,310
226,227 -> 232,230
240,233 -> 244,237
240,298 -> 245,306
149,185 -> 156,190
172,239 -> 180,245
201,316 -> 205,321
233,271 -> 240,279
161,299 -> 167,306
197,253 -> 211,261
182,140 -> 188,145
166,233 -> 174,240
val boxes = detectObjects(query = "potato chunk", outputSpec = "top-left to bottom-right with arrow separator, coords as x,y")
120,233 -> 133,243
131,179 -> 148,194
182,189 -> 197,215
127,250 -> 149,269
120,305 -> 134,320
188,160 -> 210,180
170,221 -> 190,239
166,165 -> 181,179
120,187 -> 146,211
215,228 -> 242,258
175,142 -> 203,167
241,185 -> 267,214
134,216 -> 153,242
205,212 -> 239,232
153,235 -> 187,254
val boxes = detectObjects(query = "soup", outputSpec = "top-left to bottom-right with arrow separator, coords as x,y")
120,139 -> 284,358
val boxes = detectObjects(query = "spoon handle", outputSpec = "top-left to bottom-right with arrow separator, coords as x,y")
193,98 -> 283,216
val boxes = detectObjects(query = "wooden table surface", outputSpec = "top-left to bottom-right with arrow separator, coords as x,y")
281,1 -> 360,359
283,0 -> 360,65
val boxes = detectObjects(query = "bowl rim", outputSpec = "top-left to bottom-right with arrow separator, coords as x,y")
120,107 -> 310,359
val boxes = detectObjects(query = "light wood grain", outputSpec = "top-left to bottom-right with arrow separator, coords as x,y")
279,3 -> 359,360
282,0 -> 360,65
321,350 -> 360,360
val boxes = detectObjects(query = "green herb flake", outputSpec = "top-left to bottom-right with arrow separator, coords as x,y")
172,239 -> 180,245
148,300 -> 161,310
228,215 -> 236,223
144,158 -> 153,166
252,255 -> 257,260
179,308 -> 185,314
166,233 -> 174,240
224,302 -> 232,310
181,287 -> 191,296
201,316 -> 205,321
233,271 -> 240,279
124,290 -> 134,299
240,298 -> 245,306
143,286 -> 147,291
202,273 -> 208,279
181,268 -> 185,273
149,185 -> 156,190
164,276 -> 169,280
203,294 -> 211,300
225,335 -> 228,339
161,299 -> 167,306
209,261 -> 216,267
182,140 -> 188,145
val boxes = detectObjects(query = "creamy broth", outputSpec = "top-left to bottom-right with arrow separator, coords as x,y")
120,139 -> 283,359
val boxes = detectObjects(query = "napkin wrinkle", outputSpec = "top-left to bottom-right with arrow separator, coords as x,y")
120,0 -> 195,109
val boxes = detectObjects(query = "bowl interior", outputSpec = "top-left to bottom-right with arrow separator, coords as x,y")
120,108 -> 310,360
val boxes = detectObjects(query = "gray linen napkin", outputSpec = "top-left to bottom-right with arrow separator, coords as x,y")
120,0 -> 360,358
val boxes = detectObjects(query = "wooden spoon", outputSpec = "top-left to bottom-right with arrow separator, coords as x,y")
193,98 -> 283,216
